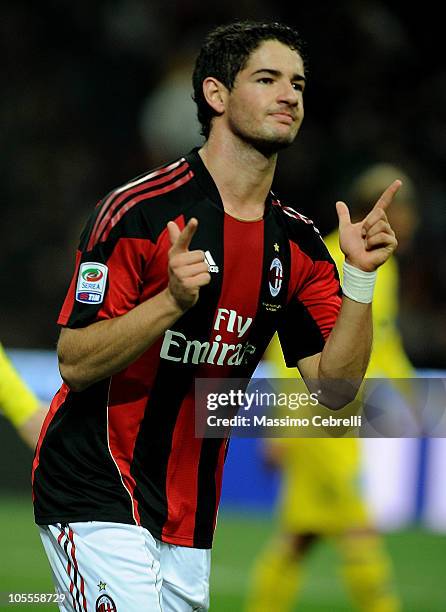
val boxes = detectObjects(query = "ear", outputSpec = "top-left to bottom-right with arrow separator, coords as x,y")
202,77 -> 227,115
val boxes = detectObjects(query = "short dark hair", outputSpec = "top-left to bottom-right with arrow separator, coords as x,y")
192,21 -> 306,139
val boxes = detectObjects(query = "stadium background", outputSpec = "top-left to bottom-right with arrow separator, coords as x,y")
1,1 -> 445,610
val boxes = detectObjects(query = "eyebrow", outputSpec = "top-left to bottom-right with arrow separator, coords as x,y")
251,68 -> 306,83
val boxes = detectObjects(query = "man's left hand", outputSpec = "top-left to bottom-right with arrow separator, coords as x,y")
336,180 -> 401,272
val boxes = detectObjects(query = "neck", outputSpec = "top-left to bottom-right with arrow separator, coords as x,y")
198,131 -> 277,220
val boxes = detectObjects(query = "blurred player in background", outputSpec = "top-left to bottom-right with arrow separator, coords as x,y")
245,164 -> 418,612
0,343 -> 47,450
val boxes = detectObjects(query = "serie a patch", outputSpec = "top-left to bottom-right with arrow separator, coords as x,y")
76,262 -> 108,304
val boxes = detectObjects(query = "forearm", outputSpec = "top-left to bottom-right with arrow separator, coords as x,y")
301,296 -> 372,409
318,296 -> 372,407
58,288 -> 183,391
320,296 -> 372,380
18,404 -> 48,450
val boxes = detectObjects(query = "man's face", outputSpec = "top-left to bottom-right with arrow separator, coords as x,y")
224,39 -> 305,152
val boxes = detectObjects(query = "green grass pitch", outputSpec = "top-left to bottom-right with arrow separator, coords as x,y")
0,497 -> 445,610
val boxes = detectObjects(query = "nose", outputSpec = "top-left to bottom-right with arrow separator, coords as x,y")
277,80 -> 300,106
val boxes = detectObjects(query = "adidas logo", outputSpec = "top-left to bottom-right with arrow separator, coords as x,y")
205,250 -> 219,273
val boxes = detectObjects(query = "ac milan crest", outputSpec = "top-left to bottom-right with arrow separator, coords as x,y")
96,594 -> 117,612
269,257 -> 283,297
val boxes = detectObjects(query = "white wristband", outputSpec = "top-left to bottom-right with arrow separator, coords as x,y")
342,261 -> 377,303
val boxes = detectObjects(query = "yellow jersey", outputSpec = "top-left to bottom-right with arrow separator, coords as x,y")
0,344 -> 40,428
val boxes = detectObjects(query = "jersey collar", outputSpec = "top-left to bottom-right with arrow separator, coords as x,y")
185,148 -> 273,217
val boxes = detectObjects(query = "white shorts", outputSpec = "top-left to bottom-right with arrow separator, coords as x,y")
39,522 -> 211,611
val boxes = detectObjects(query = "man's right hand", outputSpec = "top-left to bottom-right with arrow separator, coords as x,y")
167,218 -> 211,312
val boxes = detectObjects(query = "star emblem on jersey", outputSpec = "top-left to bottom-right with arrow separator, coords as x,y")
204,250 -> 219,273
274,243 -> 280,252
269,257 -> 283,297
97,581 -> 107,591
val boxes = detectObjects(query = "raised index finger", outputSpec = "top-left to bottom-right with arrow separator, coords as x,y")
168,217 -> 199,253
372,179 -> 402,212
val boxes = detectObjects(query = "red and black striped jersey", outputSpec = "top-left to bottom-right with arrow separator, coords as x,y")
32,149 -> 342,548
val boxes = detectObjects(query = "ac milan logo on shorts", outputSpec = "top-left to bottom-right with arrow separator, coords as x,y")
269,257 -> 283,297
96,594 -> 117,612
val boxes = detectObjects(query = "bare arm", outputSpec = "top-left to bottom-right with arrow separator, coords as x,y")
18,404 -> 49,450
59,218 -> 210,392
297,180 -> 401,408
58,289 -> 183,391
297,298 -> 372,408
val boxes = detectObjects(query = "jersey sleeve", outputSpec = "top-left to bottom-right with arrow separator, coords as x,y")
278,227 -> 342,366
58,205 -> 156,329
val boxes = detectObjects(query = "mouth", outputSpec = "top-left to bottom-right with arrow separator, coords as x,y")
269,112 -> 295,125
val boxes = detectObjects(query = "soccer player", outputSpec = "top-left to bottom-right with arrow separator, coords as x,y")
0,343 -> 47,450
32,22 -> 399,611
245,164 -> 418,612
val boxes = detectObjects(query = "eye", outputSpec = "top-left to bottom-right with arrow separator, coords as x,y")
257,77 -> 274,84
292,82 -> 304,92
